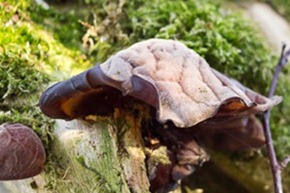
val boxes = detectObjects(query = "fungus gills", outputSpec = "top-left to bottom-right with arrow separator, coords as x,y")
40,39 -> 281,192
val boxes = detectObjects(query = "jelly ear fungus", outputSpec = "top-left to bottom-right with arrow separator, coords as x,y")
0,123 -> 46,180
40,39 -> 281,192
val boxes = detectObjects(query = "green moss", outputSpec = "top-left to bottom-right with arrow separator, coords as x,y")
28,3 -> 86,52
0,0 -> 90,142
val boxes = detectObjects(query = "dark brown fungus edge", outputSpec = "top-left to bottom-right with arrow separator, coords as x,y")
39,39 -> 282,192
39,65 -> 159,120
0,123 -> 46,180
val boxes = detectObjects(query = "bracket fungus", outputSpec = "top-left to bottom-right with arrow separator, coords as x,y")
40,39 -> 281,191
0,123 -> 46,180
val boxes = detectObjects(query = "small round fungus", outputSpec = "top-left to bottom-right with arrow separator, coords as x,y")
0,123 -> 46,180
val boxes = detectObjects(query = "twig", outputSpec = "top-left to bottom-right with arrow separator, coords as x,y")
268,44 -> 290,97
280,156 -> 290,169
262,44 -> 290,193
262,112 -> 283,193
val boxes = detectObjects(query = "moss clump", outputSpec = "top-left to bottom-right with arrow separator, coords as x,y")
0,0 -> 90,147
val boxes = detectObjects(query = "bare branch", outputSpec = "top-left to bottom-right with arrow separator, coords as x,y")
261,114 -> 283,193
262,44 -> 290,193
280,156 -> 290,169
268,43 -> 287,98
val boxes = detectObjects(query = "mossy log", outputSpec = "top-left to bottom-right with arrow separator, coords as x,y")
0,115 -> 154,193
47,118 -> 150,193
0,116 -> 278,193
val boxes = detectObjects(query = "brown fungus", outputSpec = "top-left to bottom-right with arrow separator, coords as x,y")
194,115 -> 266,151
39,39 -> 281,192
0,123 -> 46,180
40,39 -> 281,127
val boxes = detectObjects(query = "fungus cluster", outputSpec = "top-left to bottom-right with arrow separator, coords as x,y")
39,39 -> 281,192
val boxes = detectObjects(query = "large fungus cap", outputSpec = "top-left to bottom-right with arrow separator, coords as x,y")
40,39 -> 281,128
